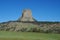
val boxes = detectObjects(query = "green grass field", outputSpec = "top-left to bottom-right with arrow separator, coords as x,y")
0,31 -> 60,40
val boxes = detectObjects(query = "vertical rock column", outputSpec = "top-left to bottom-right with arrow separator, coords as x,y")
18,9 -> 36,22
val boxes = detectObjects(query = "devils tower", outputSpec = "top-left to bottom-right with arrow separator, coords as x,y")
0,9 -> 60,33
18,9 -> 36,22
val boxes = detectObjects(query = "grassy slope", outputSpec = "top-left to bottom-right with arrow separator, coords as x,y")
0,31 -> 60,40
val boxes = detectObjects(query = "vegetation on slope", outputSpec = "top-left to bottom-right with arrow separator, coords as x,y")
0,21 -> 60,33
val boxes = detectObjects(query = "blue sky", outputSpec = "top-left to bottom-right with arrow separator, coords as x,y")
0,0 -> 60,22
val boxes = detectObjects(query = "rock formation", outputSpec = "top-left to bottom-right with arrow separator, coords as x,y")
18,9 -> 36,22
0,9 -> 60,33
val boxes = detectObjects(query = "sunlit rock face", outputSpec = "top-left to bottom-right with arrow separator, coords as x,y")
18,9 -> 36,22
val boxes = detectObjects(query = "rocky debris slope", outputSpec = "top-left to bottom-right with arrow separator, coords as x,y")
0,21 -> 38,32
0,21 -> 60,33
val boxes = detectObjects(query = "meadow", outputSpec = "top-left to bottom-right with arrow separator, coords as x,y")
0,31 -> 60,40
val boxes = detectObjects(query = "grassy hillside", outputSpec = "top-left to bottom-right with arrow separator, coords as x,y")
0,31 -> 60,40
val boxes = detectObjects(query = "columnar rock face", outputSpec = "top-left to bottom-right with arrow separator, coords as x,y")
18,9 -> 36,22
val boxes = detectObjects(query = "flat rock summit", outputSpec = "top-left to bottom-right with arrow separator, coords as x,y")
0,9 -> 60,33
